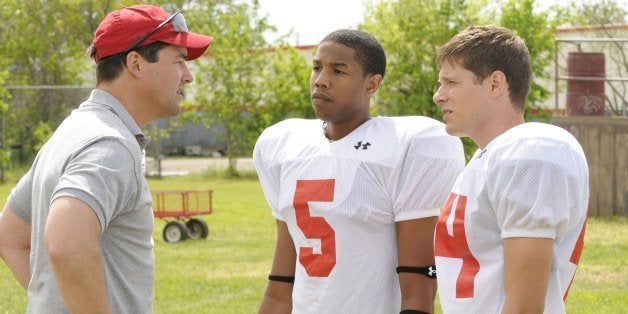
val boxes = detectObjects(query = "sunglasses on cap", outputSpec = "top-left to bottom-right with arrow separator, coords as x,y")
121,11 -> 188,55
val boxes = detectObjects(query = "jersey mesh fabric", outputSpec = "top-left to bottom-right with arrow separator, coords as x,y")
254,116 -> 465,313
434,122 -> 589,314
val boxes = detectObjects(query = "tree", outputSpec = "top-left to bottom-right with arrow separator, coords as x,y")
361,0 -> 560,158
361,0 -> 476,118
0,69 -> 11,182
259,45 -> 314,125
0,0 -> 116,164
361,0 -> 481,158
499,0 -> 558,117
0,0 -> 314,176
361,0 -> 478,157
565,0 -> 627,26
175,0 -> 273,176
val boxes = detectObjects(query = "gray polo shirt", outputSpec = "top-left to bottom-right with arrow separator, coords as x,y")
8,89 -> 154,313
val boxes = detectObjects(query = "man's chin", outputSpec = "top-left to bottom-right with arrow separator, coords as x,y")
166,105 -> 182,118
445,125 -> 465,138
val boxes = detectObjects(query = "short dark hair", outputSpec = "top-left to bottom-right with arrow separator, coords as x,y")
321,29 -> 386,78
89,41 -> 169,84
437,25 -> 531,110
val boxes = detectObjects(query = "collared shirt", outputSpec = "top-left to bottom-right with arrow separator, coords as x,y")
84,89 -> 151,149
9,89 -> 155,313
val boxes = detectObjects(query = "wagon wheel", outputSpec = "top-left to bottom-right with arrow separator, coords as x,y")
186,218 -> 209,240
163,220 -> 189,243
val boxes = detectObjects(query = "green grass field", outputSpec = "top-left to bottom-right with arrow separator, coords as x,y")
0,171 -> 626,313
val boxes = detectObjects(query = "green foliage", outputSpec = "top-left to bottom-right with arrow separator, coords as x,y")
178,0 -> 273,175
362,0 -> 558,121
361,0 -> 559,159
0,70 -> 10,106
563,0 -> 627,26
32,121 -> 53,152
0,1 -> 92,85
0,0 -> 115,164
259,45 -> 314,125
499,0 -> 557,119
461,138 -> 478,161
0,70 -> 10,168
361,0 -> 475,118
1,0 -> 282,175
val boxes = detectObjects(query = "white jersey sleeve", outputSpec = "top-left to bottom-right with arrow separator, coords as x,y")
253,119 -> 310,221
487,123 -> 589,239
392,117 -> 465,221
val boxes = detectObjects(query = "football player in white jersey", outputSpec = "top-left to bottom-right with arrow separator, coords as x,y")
255,29 -> 465,313
432,25 -> 589,313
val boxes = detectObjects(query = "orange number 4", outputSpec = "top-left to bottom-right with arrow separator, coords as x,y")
434,193 -> 480,298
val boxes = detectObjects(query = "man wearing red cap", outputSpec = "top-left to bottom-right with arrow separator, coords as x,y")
0,5 -> 212,313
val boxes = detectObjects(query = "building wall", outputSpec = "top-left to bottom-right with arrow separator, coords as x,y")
553,116 -> 628,217
148,118 -> 227,157
544,24 -> 628,116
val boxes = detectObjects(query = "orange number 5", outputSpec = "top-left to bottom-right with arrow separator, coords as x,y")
293,179 -> 336,277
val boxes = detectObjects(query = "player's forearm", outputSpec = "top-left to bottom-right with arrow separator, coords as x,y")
502,237 -> 553,314
0,247 -> 31,289
400,274 -> 436,313
259,220 -> 295,314
258,284 -> 292,314
0,207 -> 32,289
47,242 -> 112,313
258,298 -> 292,314
396,218 -> 438,312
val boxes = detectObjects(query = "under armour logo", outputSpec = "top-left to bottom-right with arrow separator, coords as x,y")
354,141 -> 371,150
428,266 -> 437,277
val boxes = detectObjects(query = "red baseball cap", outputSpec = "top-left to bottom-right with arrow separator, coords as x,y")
92,5 -> 213,62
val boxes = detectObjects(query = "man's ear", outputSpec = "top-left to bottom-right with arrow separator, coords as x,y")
365,74 -> 383,97
125,51 -> 142,78
488,70 -> 507,98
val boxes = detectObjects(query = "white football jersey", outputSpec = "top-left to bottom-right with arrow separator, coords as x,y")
254,116 -> 465,313
434,122 -> 589,314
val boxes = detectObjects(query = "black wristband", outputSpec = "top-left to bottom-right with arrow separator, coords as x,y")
396,265 -> 437,278
268,274 -> 295,283
400,310 -> 430,314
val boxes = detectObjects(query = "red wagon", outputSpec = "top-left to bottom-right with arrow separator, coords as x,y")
152,189 -> 213,243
